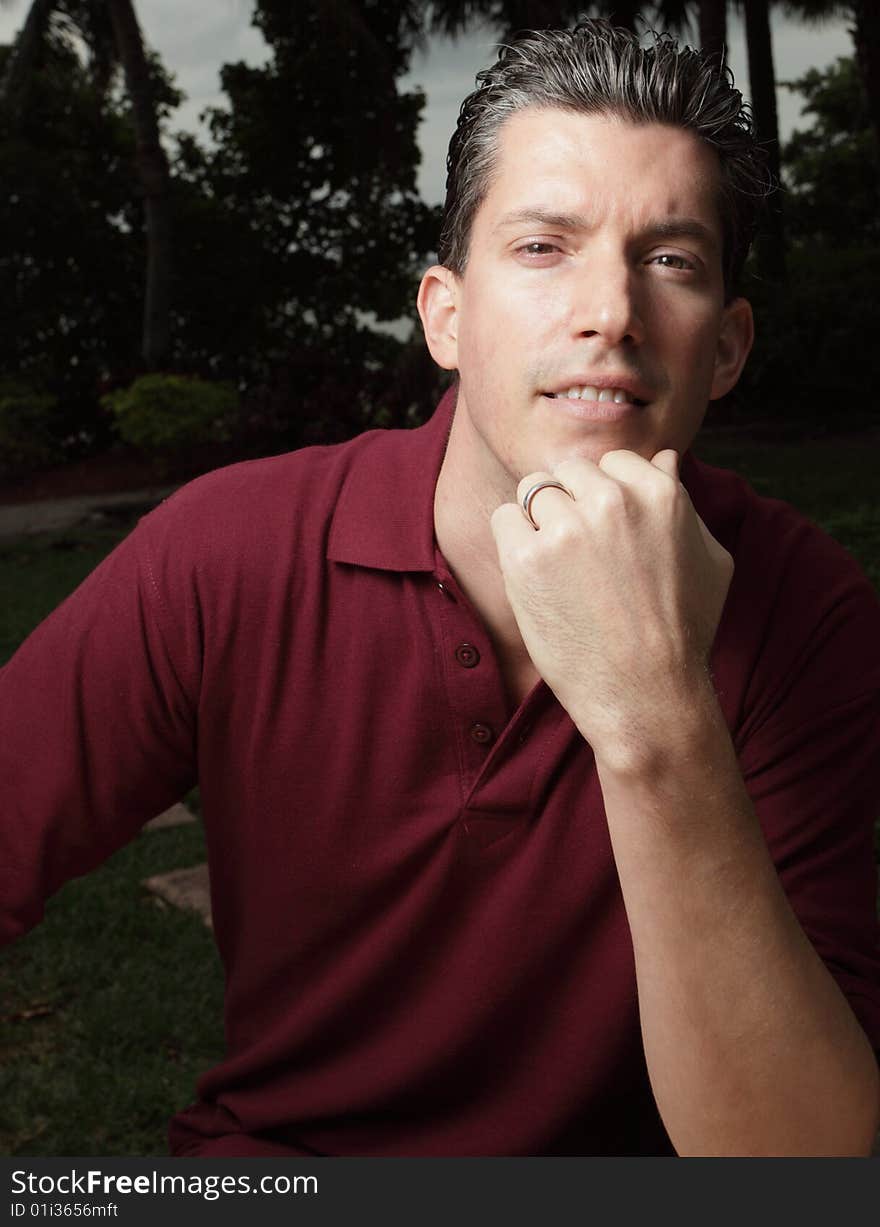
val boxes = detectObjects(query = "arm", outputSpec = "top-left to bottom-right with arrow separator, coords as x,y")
0,506 -> 198,945
594,671 -> 879,1156
491,448 -> 880,1155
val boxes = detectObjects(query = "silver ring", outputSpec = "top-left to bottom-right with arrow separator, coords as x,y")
521,478 -> 574,529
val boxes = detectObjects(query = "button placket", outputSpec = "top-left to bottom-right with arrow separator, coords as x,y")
455,642 -> 480,669
431,569 -> 508,787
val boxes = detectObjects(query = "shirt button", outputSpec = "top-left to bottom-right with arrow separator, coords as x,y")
436,581 -> 456,601
470,722 -> 494,745
455,643 -> 480,668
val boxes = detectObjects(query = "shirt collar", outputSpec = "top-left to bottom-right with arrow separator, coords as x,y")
326,381 -> 704,572
326,384 -> 456,572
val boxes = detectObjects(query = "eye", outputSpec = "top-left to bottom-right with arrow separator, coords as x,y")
648,252 -> 696,271
515,241 -> 562,258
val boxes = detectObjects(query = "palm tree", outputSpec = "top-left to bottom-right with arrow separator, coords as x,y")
105,0 -> 171,370
786,1 -> 880,183
851,0 -> 880,163
0,0 -> 172,369
0,0 -> 54,126
742,0 -> 786,278
698,0 -> 727,60
427,3 -> 700,42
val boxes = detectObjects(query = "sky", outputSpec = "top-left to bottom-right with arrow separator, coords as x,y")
0,0 -> 854,204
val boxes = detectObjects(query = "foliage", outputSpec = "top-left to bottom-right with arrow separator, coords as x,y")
171,0 -> 440,435
102,374 -> 237,453
0,379 -> 61,474
781,56 -> 880,245
2,1 -> 878,463
0,38 -> 142,416
734,243 -> 880,422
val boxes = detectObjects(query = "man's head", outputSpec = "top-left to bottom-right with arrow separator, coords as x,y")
418,21 -> 762,495
438,20 -> 770,301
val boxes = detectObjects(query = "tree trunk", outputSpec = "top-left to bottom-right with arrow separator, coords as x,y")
852,0 -> 880,169
0,0 -> 57,131
608,3 -> 639,34
107,0 -> 172,370
743,0 -> 785,280
699,0 -> 727,63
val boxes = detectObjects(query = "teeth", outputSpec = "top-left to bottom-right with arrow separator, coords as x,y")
559,385 -> 633,403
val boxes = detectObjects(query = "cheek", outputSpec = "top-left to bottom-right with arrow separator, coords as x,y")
660,307 -> 721,383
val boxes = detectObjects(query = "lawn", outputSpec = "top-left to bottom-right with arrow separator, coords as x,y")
1,429 -> 878,1156
0,509 -> 225,1157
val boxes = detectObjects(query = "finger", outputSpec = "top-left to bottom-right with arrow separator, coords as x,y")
490,500 -> 535,550
650,448 -> 680,479
596,449 -> 656,486
546,455 -> 616,503
516,471 -> 578,530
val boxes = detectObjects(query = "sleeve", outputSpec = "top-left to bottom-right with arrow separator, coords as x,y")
0,505 -> 201,945
733,514 -> 880,1056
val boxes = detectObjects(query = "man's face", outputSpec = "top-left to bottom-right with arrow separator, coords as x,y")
430,108 -> 752,490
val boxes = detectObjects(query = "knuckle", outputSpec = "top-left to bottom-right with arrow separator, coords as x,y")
552,458 -> 585,483
650,473 -> 679,507
544,516 -> 580,551
594,483 -> 626,517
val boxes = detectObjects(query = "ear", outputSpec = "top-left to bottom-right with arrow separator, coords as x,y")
417,265 -> 459,371
709,296 -> 754,401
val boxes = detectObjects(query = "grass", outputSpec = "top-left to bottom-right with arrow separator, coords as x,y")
0,823 -> 223,1156
0,430 -> 878,1156
1,510 -> 225,1157
693,429 -> 880,591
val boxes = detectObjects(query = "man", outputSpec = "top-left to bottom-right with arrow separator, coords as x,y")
2,22 -> 879,1156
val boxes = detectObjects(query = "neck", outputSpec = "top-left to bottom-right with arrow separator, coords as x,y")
434,398 -> 510,580
434,401 -> 534,691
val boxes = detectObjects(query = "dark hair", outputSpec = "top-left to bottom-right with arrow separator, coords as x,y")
438,20 -> 771,297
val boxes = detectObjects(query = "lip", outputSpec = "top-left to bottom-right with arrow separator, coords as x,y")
541,373 -> 653,405
543,394 -> 644,423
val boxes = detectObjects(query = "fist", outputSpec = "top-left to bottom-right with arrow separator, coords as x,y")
489,449 -> 733,755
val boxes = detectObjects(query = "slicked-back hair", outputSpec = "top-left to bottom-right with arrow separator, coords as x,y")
438,20 -> 772,299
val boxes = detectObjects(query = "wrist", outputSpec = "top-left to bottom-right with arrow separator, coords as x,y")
587,665 -> 725,780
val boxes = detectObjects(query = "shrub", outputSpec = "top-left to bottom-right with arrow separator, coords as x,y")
0,382 -> 63,475
733,244 -> 880,427
102,374 -> 237,455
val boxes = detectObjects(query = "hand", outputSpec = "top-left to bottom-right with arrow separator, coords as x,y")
489,450 -> 733,762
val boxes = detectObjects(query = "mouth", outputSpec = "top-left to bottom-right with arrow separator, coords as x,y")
542,383 -> 648,408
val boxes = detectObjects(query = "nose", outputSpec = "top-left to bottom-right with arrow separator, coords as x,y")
572,252 -> 645,348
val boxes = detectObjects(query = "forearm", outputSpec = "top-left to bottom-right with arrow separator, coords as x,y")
590,675 -> 880,1157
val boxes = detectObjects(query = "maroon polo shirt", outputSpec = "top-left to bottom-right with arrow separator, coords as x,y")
2,388 -> 880,1156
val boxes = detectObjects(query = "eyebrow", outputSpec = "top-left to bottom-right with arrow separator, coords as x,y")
493,208 -> 719,251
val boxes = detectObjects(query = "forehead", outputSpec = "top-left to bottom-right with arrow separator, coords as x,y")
476,107 -> 722,243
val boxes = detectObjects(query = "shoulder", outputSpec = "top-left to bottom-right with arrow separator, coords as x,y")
134,429 -> 393,562
686,451 -> 874,603
153,429 -> 389,530
687,453 -> 880,742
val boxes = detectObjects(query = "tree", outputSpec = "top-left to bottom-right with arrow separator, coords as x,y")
740,0 -> 785,279
781,54 -> 878,244
185,0 -> 441,442
698,0 -> 727,60
0,36 -> 145,431
0,0 -> 54,129
781,2 -> 880,214
106,0 -> 172,369
851,1 -> 880,162
0,0 -> 173,369
428,2 -> 697,41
